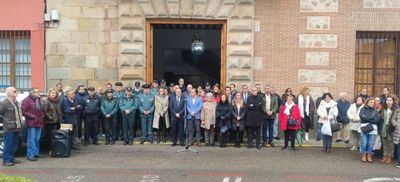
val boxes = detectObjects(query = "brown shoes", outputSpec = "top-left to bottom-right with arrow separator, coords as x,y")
367,154 -> 373,163
380,155 -> 388,163
385,156 -> 393,164
361,154 -> 367,162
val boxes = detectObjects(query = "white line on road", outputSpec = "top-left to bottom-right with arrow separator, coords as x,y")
140,175 -> 159,182
363,177 -> 400,182
222,177 -> 230,182
222,177 -> 242,182
61,175 -> 85,182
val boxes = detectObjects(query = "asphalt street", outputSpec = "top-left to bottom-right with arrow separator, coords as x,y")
1,142 -> 399,182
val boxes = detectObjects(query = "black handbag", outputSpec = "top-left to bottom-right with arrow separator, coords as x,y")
388,123 -> 396,133
361,123 -> 374,134
287,118 -> 299,127
330,123 -> 341,132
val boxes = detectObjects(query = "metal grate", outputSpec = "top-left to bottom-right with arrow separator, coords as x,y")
0,31 -> 31,91
355,32 -> 400,97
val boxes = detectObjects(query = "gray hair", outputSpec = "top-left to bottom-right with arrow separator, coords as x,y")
206,93 -> 214,98
5,87 -> 16,97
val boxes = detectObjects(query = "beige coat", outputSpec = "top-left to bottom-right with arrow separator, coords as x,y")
347,103 -> 363,131
391,108 -> 400,144
201,101 -> 217,130
153,94 -> 170,129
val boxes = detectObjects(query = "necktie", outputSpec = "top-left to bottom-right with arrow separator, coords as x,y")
177,97 -> 180,107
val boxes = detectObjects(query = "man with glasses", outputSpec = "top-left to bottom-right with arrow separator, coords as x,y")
0,87 -> 23,166
245,87 -> 264,149
21,88 -> 45,161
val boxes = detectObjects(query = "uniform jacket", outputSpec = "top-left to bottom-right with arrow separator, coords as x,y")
261,93 -> 279,119
186,96 -> 203,120
153,94 -> 170,129
119,94 -> 138,115
74,92 -> 87,114
0,98 -> 22,132
62,97 -> 78,124
230,103 -> 246,131
21,95 -> 45,128
279,104 -> 302,131
201,101 -> 217,129
138,93 -> 155,117
169,94 -> 185,122
100,97 -> 119,117
245,95 -> 264,127
84,94 -> 101,114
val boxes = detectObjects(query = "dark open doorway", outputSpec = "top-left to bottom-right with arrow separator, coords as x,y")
152,24 -> 222,87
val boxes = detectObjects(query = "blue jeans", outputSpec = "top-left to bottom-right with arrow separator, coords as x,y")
316,122 -> 323,140
273,114 -> 279,138
140,115 -> 153,142
3,132 -> 19,163
27,127 -> 41,158
263,118 -> 274,143
360,133 -> 376,154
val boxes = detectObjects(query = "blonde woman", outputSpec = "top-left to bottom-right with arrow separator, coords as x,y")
230,92 -> 246,147
296,87 -> 315,144
42,88 -> 62,153
347,96 -> 364,151
153,87 -> 170,144
201,93 -> 217,146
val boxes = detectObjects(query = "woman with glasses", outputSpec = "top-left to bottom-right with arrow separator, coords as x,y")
317,93 -> 338,153
282,88 -> 296,106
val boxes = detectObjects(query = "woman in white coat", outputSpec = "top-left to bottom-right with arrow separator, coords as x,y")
153,87 -> 170,143
347,96 -> 364,151
317,93 -> 338,153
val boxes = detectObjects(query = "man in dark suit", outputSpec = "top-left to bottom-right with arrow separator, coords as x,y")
241,84 -> 251,104
169,88 -> 186,146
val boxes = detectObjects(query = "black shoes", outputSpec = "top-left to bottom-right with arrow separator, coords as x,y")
123,141 -> 128,145
247,144 -> 252,149
256,145 -> 262,150
274,137 -> 281,140
93,141 -> 99,145
12,159 -> 21,164
335,139 -> 342,143
105,140 -> 110,145
172,143 -> 177,146
344,140 -> 349,144
140,140 -> 145,144
110,140 -> 115,145
27,157 -> 38,161
35,154 -> 44,158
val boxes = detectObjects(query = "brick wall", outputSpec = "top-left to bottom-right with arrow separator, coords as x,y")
254,0 -> 400,99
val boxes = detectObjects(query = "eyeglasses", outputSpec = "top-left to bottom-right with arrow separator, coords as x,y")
13,90 -> 18,93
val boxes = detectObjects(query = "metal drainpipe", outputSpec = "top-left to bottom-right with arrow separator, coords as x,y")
43,0 -> 47,91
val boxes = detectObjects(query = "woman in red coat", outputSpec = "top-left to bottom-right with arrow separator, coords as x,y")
279,95 -> 302,152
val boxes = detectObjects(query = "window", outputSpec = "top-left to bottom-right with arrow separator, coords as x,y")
355,32 -> 400,96
0,31 -> 31,91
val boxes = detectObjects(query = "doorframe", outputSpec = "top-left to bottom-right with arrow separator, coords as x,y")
145,18 -> 227,87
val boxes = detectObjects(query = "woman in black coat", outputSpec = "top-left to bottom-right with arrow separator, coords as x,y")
230,92 -> 246,147
216,94 -> 231,148
245,87 -> 264,149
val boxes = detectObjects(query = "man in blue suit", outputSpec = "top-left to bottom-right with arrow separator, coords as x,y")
169,88 -> 186,146
186,89 -> 203,146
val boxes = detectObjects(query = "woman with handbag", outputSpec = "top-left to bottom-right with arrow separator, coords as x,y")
42,88 -> 62,154
230,93 -> 246,148
380,95 -> 398,164
347,96 -> 364,151
279,95 -> 302,152
201,93 -> 217,146
317,93 -> 338,153
216,94 -> 231,148
359,98 -> 382,163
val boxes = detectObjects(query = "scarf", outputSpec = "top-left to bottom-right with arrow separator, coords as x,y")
284,102 -> 295,116
8,98 -> 23,129
298,95 -> 310,118
48,96 -> 59,103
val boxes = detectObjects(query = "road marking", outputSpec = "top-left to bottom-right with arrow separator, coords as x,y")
140,175 -> 159,182
363,177 -> 400,182
235,177 -> 242,182
61,175 -> 85,182
223,177 -> 230,182
222,177 -> 242,182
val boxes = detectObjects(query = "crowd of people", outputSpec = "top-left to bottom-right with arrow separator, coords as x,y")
1,78 -> 400,169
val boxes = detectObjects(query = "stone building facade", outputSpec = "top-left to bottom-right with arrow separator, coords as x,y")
45,0 -> 400,98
